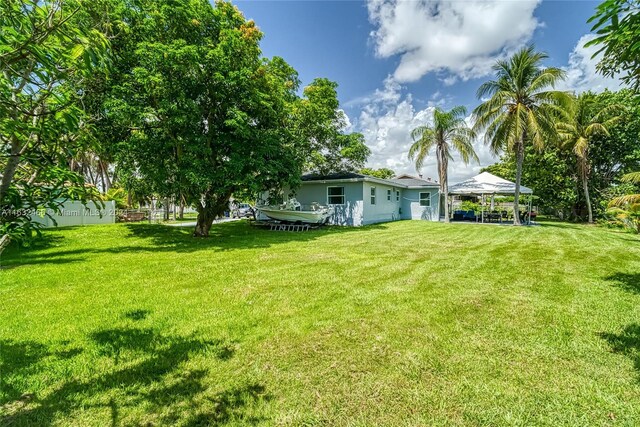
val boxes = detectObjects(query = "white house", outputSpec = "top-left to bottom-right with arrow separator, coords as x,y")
291,172 -> 440,226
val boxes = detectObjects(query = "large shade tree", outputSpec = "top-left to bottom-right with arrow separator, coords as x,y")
111,1 -> 305,237
408,106 -> 478,223
556,93 -> 622,223
472,46 -> 570,225
64,0 -> 367,237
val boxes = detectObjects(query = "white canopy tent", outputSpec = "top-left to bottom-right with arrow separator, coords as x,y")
448,172 -> 533,195
448,172 -> 534,223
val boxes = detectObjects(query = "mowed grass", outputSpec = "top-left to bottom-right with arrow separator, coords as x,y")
1,220 -> 640,426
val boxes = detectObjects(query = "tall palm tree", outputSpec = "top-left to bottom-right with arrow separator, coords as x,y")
556,93 -> 622,223
472,45 -> 570,225
409,106 -> 478,223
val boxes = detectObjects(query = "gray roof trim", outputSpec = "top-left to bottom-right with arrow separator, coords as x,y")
404,185 -> 440,189
301,174 -> 439,189
301,176 -> 408,187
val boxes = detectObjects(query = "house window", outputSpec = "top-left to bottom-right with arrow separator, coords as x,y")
327,186 -> 345,205
387,189 -> 392,201
370,187 -> 376,205
396,190 -> 400,201
419,192 -> 431,207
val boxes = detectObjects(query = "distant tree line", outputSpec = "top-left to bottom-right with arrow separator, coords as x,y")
407,0 -> 640,228
483,89 -> 639,222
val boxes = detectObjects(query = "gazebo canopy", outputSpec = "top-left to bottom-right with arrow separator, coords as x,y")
448,172 -> 533,195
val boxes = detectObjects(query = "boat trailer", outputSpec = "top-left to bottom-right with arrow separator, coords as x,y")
251,220 -> 323,232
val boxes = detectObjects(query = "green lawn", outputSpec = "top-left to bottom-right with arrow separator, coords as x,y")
1,220 -> 640,426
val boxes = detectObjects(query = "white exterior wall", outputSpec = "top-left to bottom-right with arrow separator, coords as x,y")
31,200 -> 116,228
361,182 -> 402,225
401,188 -> 440,221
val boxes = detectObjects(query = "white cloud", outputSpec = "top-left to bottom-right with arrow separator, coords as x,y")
367,0 -> 541,83
344,76 -> 402,108
353,90 -> 496,183
558,33 -> 622,93
339,109 -> 353,132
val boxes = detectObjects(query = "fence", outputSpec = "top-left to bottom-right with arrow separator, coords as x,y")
30,200 -> 116,228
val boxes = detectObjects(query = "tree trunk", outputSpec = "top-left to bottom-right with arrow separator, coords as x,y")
513,138 -> 525,226
194,205 -> 215,237
438,146 -> 450,223
0,153 -> 21,203
87,161 -> 96,187
193,192 -> 233,237
99,160 -> 107,193
102,160 -> 112,192
164,197 -> 170,221
583,171 -> 593,224
179,199 -> 184,220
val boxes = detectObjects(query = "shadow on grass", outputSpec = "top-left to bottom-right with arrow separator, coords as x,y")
600,324 -> 640,382
537,221 -> 586,230
0,310 -> 267,426
123,309 -> 151,321
122,220 -> 388,253
1,220 -> 389,268
605,272 -> 640,295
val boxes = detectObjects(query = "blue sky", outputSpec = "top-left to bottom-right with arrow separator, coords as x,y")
235,0 -> 622,181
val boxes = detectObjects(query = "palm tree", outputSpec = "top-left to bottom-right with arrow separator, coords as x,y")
608,171 -> 640,233
556,93 -> 622,223
409,106 -> 478,223
609,172 -> 640,207
472,45 -> 570,225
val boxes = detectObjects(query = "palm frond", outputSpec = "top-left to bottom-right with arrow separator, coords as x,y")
410,126 -> 431,142
622,172 -> 640,184
529,67 -> 567,92
584,122 -> 609,137
609,194 -> 640,207
573,136 -> 589,159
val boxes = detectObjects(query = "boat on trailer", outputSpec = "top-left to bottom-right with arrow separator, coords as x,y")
257,199 -> 333,224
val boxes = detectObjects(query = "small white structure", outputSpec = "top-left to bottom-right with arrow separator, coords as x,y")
31,200 -> 116,228
448,172 -> 535,223
448,172 -> 533,195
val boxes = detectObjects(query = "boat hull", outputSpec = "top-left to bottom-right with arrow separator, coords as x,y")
258,208 -> 331,224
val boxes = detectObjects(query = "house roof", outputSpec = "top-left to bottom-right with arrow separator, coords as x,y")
448,172 -> 533,195
301,172 -> 365,181
301,172 -> 439,189
389,174 -> 438,188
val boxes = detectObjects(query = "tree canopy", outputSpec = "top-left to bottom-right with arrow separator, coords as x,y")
473,45 -> 569,225
484,89 -> 640,221
295,78 -> 369,175
359,168 -> 396,179
0,0 -> 109,240
587,0 -> 640,91
1,0 -> 369,239
409,106 -> 477,223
